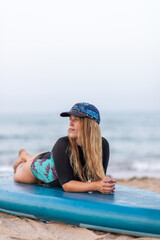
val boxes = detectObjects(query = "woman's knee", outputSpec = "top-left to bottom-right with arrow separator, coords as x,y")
14,172 -> 37,184
13,161 -> 37,184
14,170 -> 26,183
14,173 -> 20,182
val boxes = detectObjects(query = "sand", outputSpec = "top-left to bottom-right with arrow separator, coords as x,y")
0,178 -> 160,240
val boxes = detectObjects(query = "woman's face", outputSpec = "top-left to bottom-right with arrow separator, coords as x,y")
68,115 -> 80,140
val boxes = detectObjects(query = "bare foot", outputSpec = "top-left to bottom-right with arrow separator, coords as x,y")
19,149 -> 25,156
13,149 -> 27,173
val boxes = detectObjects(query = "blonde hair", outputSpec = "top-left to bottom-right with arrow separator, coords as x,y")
68,118 -> 105,182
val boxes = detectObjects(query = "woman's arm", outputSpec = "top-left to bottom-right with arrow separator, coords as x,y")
102,137 -> 110,173
63,176 -> 116,194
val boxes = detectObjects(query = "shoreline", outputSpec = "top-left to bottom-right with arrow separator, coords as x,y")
117,177 -> 160,194
1,167 -> 160,180
0,177 -> 160,240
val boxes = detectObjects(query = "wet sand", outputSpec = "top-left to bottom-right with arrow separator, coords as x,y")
0,178 -> 160,240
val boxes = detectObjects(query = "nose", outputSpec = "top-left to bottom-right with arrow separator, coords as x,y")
69,119 -> 74,126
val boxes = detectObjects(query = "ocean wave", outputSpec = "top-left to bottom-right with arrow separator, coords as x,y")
132,161 -> 160,171
0,166 -> 13,172
0,134 -> 40,140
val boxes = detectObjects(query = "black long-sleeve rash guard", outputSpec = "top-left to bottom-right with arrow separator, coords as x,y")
48,136 -> 110,187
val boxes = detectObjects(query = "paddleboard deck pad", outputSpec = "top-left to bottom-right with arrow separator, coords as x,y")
0,177 -> 160,238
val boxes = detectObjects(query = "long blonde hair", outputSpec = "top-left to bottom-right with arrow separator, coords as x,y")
68,117 -> 105,182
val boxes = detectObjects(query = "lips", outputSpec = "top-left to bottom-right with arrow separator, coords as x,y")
69,128 -> 75,132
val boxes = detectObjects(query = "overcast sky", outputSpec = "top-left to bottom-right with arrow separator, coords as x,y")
0,0 -> 160,113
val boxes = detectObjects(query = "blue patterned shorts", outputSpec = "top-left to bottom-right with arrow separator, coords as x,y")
30,152 -> 58,183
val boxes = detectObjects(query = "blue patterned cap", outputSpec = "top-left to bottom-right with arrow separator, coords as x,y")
60,102 -> 100,124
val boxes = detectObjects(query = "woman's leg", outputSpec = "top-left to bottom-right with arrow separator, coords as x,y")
13,149 -> 32,173
13,150 -> 43,184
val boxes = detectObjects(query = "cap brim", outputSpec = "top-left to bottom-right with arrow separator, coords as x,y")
60,111 -> 86,117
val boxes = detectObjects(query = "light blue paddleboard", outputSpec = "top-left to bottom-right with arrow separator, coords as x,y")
0,176 -> 160,238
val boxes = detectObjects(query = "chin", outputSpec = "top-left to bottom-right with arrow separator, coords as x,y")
69,134 -> 78,139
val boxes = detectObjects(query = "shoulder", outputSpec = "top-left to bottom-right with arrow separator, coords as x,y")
55,136 -> 69,145
102,137 -> 109,148
52,136 -> 69,151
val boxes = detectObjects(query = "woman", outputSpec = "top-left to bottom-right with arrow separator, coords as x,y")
13,102 -> 116,194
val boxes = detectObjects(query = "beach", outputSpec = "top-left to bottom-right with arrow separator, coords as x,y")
0,177 -> 160,240
0,112 -> 160,239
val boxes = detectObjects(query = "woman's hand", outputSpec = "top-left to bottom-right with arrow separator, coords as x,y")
96,176 -> 116,194
62,177 -> 116,194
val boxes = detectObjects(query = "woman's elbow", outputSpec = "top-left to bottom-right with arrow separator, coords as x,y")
62,182 -> 71,192
62,181 -> 73,192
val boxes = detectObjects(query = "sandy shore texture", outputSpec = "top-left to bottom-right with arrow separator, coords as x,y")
0,177 -> 160,240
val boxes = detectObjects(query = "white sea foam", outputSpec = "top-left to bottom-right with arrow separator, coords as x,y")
0,166 -> 13,172
132,161 -> 160,171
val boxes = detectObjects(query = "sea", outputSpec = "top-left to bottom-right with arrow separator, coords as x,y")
0,111 -> 160,179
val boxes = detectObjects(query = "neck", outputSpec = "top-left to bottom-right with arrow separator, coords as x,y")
76,138 -> 82,146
